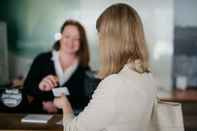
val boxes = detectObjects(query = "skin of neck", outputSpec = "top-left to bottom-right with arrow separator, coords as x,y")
59,50 -> 79,70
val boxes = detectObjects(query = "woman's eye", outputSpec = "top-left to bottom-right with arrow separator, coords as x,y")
74,38 -> 80,41
64,35 -> 69,39
62,35 -> 80,41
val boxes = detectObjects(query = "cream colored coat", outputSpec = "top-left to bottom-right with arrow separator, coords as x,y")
63,64 -> 157,131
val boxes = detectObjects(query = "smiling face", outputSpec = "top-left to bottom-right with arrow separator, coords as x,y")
59,25 -> 80,55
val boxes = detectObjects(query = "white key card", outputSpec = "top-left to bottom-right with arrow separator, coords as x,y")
52,87 -> 70,97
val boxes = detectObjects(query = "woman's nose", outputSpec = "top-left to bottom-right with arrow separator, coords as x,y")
66,37 -> 73,43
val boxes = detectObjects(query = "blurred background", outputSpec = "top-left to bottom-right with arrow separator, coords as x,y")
0,0 -> 197,130
1,0 -> 197,91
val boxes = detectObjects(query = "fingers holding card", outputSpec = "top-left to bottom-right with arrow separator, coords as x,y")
52,87 -> 70,97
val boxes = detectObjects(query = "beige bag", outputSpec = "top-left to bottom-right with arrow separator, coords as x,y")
150,99 -> 185,131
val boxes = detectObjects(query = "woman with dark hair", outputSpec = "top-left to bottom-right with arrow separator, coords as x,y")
23,20 -> 91,113
54,3 -> 157,131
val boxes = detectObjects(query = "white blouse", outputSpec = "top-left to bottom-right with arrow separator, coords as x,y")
51,50 -> 78,86
62,64 -> 157,131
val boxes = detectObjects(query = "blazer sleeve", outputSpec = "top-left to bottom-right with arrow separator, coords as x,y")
23,54 -> 45,97
62,75 -> 121,131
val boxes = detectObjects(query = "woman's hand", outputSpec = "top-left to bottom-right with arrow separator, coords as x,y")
39,75 -> 59,91
54,94 -> 73,114
42,101 -> 58,113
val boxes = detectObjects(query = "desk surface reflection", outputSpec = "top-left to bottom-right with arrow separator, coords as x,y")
0,113 -> 63,131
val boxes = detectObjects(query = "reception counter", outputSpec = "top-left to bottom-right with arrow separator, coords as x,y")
0,113 -> 63,131
0,89 -> 197,131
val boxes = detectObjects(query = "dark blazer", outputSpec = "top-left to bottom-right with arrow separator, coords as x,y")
23,51 -> 90,113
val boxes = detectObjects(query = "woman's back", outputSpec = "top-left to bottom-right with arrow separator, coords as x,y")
74,64 -> 156,131
106,64 -> 156,131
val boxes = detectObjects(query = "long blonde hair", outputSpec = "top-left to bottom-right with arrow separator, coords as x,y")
96,3 -> 149,78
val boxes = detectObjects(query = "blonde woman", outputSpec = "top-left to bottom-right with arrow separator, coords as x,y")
54,3 -> 157,131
